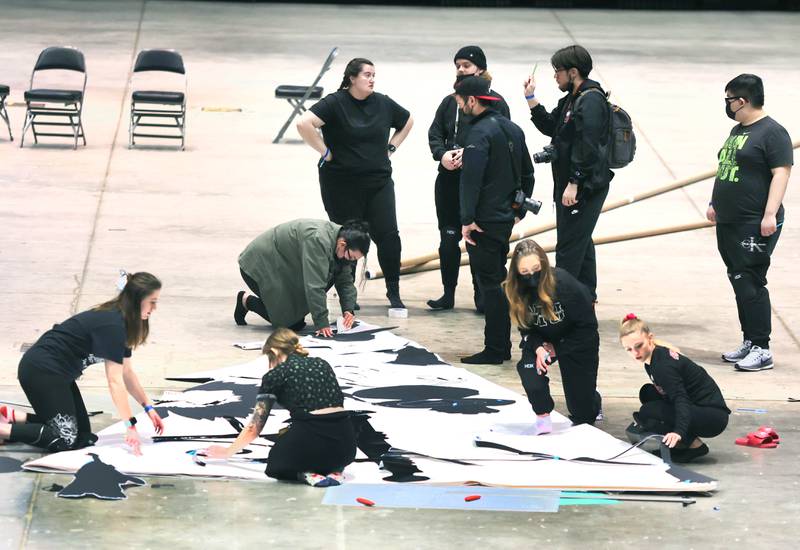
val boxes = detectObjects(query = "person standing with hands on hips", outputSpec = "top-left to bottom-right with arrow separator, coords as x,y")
296,58 -> 413,309
0,272 -> 165,455
707,74 -> 792,372
456,75 -> 535,365
427,46 -> 510,312
524,45 -> 613,303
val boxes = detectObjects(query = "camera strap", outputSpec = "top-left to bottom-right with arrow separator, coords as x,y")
490,115 -> 522,192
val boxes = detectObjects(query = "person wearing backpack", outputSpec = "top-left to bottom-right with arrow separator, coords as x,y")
523,45 -> 614,303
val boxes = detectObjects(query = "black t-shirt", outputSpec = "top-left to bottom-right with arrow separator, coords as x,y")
259,353 -> 344,417
311,90 -> 410,188
712,116 -> 793,224
24,309 -> 132,379
644,346 -> 730,440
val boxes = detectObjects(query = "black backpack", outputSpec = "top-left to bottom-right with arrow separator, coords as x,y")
578,88 -> 636,169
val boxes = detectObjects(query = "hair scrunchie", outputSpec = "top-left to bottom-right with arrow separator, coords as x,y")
623,313 -> 637,322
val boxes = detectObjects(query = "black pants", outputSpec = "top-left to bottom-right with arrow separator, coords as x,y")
516,334 -> 600,425
637,384 -> 729,441
434,170 -> 480,295
555,185 -> 609,301
716,222 -> 782,348
265,411 -> 357,480
466,221 -> 513,355
320,179 -> 402,283
10,354 -> 93,452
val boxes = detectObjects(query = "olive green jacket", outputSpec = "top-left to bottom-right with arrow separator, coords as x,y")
238,219 -> 357,330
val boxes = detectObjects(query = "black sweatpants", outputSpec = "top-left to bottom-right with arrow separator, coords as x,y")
554,185 -> 609,301
10,354 -> 93,452
465,221 -> 513,356
636,384 -> 729,441
434,170 -> 480,297
320,179 -> 402,283
265,411 -> 357,481
716,222 -> 782,348
240,268 -> 307,329
516,334 -> 600,425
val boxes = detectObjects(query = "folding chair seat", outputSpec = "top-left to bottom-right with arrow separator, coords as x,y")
0,84 -> 11,141
20,46 -> 87,149
129,49 -> 187,150
273,47 -> 338,143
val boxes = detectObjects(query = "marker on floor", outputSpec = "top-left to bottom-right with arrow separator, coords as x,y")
464,494 -> 481,502
356,497 -> 375,507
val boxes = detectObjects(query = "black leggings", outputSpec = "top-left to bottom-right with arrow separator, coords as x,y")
716,223 -> 782,348
516,336 -> 600,425
265,411 -> 357,480
10,355 -> 93,452
636,384 -> 729,441
319,179 -> 401,283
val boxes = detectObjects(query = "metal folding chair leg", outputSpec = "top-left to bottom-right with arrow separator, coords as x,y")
0,100 -> 12,141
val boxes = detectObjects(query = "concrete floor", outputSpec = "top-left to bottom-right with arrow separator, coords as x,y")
1,1 -> 799,548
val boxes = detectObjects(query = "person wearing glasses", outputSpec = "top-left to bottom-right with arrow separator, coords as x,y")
523,45 -> 613,304
234,219 -> 370,337
707,74 -> 793,372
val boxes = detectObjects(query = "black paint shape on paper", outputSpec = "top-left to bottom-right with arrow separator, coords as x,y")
384,346 -> 448,366
57,454 -> 145,500
352,385 -> 514,414
155,380 -> 281,421
330,327 -> 397,342
0,457 -> 23,473
666,465 -> 716,484
349,412 -> 428,482
165,377 -> 214,384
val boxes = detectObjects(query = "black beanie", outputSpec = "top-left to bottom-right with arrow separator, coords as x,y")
453,45 -> 487,71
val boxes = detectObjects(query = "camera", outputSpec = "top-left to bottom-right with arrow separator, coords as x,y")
532,144 -> 556,164
512,189 -> 542,216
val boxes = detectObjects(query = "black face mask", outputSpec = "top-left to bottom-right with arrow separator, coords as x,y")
725,102 -> 738,121
519,272 -> 540,289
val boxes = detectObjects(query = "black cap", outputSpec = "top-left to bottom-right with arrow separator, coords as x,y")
453,75 -> 500,101
453,45 -> 487,71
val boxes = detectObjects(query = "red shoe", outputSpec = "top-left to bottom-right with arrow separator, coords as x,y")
735,430 -> 778,448
756,426 -> 780,443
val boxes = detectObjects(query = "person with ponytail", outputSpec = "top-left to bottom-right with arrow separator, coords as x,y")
619,314 -> 730,462
504,240 -> 601,434
296,57 -> 414,309
426,45 -> 510,312
236,218 -> 369,337
201,328 -> 356,487
0,272 -> 165,455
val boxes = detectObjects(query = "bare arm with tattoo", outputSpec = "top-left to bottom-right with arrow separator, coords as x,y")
201,394 -> 276,459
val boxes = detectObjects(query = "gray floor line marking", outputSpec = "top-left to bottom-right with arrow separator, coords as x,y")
18,472 -> 43,550
70,0 -> 147,314
773,306 -> 800,351
550,10 -> 705,218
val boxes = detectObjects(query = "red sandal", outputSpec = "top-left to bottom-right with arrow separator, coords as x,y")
756,426 -> 780,443
735,430 -> 778,448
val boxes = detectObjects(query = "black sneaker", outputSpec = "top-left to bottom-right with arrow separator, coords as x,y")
460,349 -> 508,365
234,291 -> 247,326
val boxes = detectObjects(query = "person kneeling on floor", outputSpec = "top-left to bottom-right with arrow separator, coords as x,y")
200,328 -> 356,487
619,313 -> 731,463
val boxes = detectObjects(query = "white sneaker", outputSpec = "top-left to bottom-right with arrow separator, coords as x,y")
722,340 -> 752,362
735,346 -> 774,372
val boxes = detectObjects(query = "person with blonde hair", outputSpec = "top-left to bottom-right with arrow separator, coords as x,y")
0,272 -> 165,455
504,240 -> 600,434
619,314 -> 730,462
201,328 -> 355,487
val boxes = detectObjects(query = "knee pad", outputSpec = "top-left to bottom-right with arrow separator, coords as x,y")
43,413 -> 79,452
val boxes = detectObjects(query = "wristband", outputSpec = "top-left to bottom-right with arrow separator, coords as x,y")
125,417 -> 138,429
318,147 -> 330,168
143,404 -> 155,413
525,94 -> 536,100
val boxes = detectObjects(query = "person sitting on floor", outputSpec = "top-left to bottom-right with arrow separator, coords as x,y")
200,328 -> 356,487
619,313 -> 731,462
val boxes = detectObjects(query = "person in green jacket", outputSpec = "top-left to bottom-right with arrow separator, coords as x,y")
235,219 -> 370,337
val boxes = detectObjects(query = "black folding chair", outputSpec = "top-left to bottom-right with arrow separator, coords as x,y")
20,46 -> 87,149
0,84 -> 11,141
129,49 -> 187,150
272,46 -> 338,144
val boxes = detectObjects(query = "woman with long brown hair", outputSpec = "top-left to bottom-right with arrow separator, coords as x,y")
504,240 -> 601,434
201,328 -> 356,487
0,272 -> 165,455
296,57 -> 414,309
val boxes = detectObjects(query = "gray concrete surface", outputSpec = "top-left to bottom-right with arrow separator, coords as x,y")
0,1 -> 798,549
